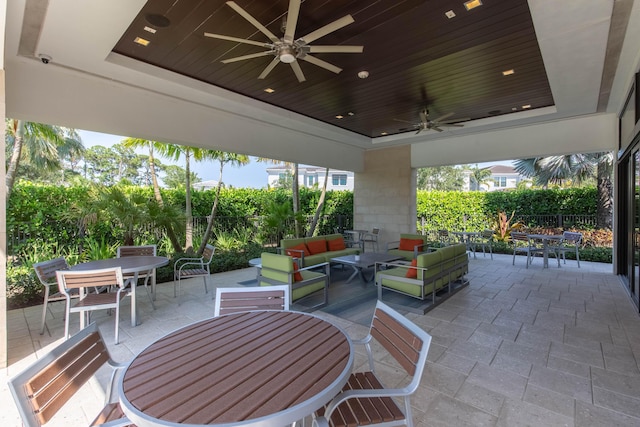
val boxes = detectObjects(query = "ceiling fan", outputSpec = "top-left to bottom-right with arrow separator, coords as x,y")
204,0 -> 364,83
395,108 -> 469,134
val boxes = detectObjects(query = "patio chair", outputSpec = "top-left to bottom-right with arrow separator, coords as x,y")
313,300 -> 432,427
56,267 -> 127,344
511,232 -> 545,268
214,285 -> 290,316
117,244 -> 157,309
475,229 -> 495,259
258,252 -> 329,309
173,244 -> 216,303
361,228 -> 380,252
8,322 -> 131,427
437,229 -> 451,247
555,231 -> 583,267
33,257 -> 77,335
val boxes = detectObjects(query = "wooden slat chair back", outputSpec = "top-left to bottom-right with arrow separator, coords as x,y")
214,285 -> 290,316
56,267 -> 127,344
33,257 -> 77,335
315,301 -> 432,427
8,323 -> 132,427
117,244 -> 157,309
173,244 -> 216,303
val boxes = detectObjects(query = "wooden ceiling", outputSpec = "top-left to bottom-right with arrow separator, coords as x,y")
113,0 -> 553,138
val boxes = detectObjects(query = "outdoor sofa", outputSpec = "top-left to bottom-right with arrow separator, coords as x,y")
279,234 -> 360,267
375,243 -> 469,306
386,233 -> 431,261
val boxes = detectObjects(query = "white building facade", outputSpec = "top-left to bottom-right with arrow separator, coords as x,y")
462,165 -> 524,192
266,165 -> 354,191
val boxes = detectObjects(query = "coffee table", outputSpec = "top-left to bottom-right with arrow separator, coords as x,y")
330,253 -> 404,283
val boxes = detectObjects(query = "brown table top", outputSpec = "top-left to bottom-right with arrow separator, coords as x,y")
331,252 -> 404,268
118,310 -> 353,427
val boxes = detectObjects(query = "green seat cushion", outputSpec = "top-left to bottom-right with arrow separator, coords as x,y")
387,249 -> 415,261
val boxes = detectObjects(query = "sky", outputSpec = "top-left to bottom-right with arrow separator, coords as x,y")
77,129 -> 514,188
77,130 -> 270,188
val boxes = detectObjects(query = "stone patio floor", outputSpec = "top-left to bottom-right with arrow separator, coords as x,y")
3,252 -> 640,426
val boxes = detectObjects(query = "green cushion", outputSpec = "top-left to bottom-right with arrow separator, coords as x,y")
387,249 -> 416,261
377,268 -> 438,297
281,238 -> 306,249
260,252 -> 292,284
293,270 -> 326,300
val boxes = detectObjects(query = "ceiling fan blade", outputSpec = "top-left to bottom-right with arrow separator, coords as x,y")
432,126 -> 444,132
290,61 -> 306,82
300,54 -> 342,73
222,51 -> 273,64
226,1 -> 280,43
258,58 -> 280,79
300,15 -> 355,44
308,45 -> 363,53
204,33 -> 268,48
284,0 -> 301,43
432,112 -> 455,122
393,118 -> 416,125
415,128 -> 422,135
437,123 -> 465,128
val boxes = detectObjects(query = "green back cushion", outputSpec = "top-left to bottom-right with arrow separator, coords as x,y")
260,253 -> 292,284
400,233 -> 429,243
281,238 -> 306,249
417,251 -> 442,281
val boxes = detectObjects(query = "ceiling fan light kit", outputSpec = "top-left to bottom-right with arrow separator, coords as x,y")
205,0 -> 363,83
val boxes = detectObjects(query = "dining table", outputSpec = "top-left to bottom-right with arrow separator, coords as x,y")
451,231 -> 481,257
526,234 -> 563,268
70,255 -> 169,327
118,310 -> 353,427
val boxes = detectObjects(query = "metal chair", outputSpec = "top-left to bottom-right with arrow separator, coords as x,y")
511,232 -> 545,268
555,231 -> 583,267
313,300 -> 432,427
214,285 -> 290,316
258,252 -> 329,309
33,257 -> 77,335
56,267 -> 127,344
173,244 -> 216,302
475,229 -> 495,259
437,229 -> 451,247
117,244 -> 157,309
8,322 -> 131,427
361,228 -> 380,252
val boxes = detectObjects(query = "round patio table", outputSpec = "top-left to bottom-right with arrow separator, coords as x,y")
118,310 -> 353,427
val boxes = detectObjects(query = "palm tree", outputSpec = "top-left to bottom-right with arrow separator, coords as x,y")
470,164 -> 492,191
196,151 -> 250,255
307,168 -> 329,237
5,119 -> 79,198
257,158 -> 302,237
122,138 -> 183,253
514,152 -> 613,229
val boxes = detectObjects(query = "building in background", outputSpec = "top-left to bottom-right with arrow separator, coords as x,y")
266,165 -> 354,191
462,165 -> 524,191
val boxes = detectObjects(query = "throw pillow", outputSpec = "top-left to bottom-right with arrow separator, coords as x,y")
327,237 -> 346,251
286,243 -> 310,257
307,239 -> 327,255
293,262 -> 303,282
405,258 -> 418,278
399,238 -> 424,251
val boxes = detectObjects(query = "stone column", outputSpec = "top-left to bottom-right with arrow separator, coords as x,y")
353,146 -> 416,251
1,0 -> 8,368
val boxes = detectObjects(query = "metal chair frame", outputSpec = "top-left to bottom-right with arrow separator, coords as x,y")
511,232 -> 546,268
56,267 -> 127,344
314,300 -> 432,427
33,257 -> 76,335
362,228 -> 380,252
8,322 -> 130,427
556,231 -> 583,267
117,244 -> 157,309
173,244 -> 216,303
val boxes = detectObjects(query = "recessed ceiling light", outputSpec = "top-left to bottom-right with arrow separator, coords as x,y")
357,70 -> 369,79
348,112 -> 355,116
336,115 -> 344,119
512,107 -> 518,111
381,131 -> 388,136
134,37 -> 150,46
264,88 -> 275,93
522,104 -> 531,109
502,69 -> 515,76
464,0 -> 483,11
144,26 -> 157,34
445,10 -> 456,19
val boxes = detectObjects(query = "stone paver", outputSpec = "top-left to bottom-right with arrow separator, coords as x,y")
4,253 -> 640,426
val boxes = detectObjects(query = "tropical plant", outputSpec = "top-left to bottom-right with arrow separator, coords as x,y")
493,210 -> 524,242
469,164 -> 492,191
307,167 -> 330,237
196,151 -> 250,256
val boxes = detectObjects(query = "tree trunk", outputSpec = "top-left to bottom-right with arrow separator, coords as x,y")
148,142 -> 182,252
307,168 -> 329,237
197,161 -> 224,255
292,163 -> 301,237
184,149 -> 194,253
6,120 -> 24,200
596,153 -> 613,229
